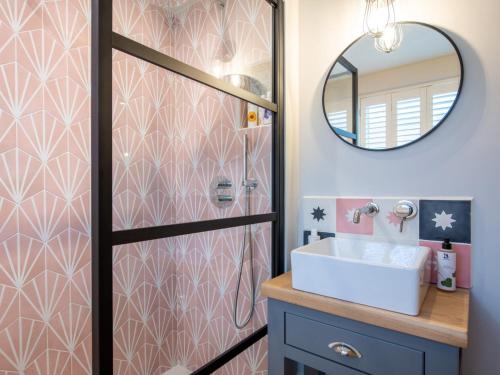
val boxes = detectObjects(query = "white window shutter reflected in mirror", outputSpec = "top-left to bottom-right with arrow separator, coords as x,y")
392,88 -> 426,147
361,95 -> 390,149
358,80 -> 459,149
432,92 -> 458,126
396,97 -> 421,146
328,110 -> 348,132
428,80 -> 459,127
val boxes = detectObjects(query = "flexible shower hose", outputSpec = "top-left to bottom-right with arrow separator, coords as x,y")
233,187 -> 256,329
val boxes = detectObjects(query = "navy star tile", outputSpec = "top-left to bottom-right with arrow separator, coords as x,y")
419,200 -> 471,244
302,197 -> 336,232
311,206 -> 326,222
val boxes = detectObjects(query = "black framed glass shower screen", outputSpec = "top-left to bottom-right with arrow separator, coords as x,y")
92,0 -> 284,373
112,223 -> 272,374
112,50 -> 274,232
112,0 -> 274,99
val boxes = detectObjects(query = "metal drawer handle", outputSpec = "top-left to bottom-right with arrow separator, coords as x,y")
328,342 -> 362,358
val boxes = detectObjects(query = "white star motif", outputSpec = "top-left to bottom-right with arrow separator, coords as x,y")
432,210 -> 456,231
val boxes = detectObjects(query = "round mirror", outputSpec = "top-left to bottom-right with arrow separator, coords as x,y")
322,22 -> 463,151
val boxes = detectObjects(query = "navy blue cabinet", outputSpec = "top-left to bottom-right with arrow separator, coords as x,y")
268,299 -> 460,375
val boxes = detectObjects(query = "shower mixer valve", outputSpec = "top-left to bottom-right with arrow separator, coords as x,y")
209,176 -> 235,208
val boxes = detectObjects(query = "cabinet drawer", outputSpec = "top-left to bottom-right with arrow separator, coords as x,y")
285,313 -> 424,375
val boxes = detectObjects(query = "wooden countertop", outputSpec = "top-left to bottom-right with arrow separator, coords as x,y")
262,272 -> 469,348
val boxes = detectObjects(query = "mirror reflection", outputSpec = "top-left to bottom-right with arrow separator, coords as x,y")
323,22 -> 462,150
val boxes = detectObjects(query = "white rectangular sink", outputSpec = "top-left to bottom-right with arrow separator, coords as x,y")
291,237 -> 431,315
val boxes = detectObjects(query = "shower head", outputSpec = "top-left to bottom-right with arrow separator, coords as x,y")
221,74 -> 267,96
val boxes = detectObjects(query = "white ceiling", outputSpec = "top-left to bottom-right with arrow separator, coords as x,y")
340,24 -> 456,75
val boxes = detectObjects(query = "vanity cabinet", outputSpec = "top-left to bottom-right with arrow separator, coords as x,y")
263,273 -> 469,375
268,299 -> 459,375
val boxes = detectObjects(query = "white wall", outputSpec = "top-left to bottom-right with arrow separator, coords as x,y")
285,0 -> 500,373
284,0 -> 301,262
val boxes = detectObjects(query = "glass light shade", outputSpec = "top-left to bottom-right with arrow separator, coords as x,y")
364,0 -> 396,37
374,22 -> 403,53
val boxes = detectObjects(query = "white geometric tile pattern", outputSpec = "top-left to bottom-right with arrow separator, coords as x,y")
112,0 -> 273,374
0,1 -> 91,373
0,0 -> 272,373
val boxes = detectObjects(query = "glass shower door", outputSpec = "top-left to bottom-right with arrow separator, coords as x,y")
92,0 -> 284,373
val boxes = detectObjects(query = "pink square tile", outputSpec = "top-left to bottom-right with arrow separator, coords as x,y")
336,198 -> 374,235
419,241 -> 472,289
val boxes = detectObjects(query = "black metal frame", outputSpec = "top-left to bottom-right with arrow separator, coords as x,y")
192,326 -> 268,375
326,56 -> 359,145
321,21 -> 465,152
91,0 -> 285,374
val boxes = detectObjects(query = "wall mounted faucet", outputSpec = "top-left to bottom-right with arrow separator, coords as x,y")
352,202 -> 379,224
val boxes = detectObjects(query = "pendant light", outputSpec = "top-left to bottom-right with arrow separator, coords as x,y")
374,21 -> 403,53
363,0 -> 396,37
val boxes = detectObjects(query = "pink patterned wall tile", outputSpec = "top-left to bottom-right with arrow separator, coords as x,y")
336,198 -> 374,235
51,303 -> 91,355
17,112 -> 67,162
26,349 -> 72,375
46,229 -> 91,279
19,191 -> 69,241
0,198 -> 17,242
2,320 -> 47,372
0,285 -> 19,332
69,193 -> 92,236
72,264 -> 92,309
46,153 -> 90,201
69,120 -> 91,163
20,270 -> 70,324
0,63 -> 43,116
0,23 -> 16,64
72,334 -> 92,375
419,240 -> 472,289
0,148 -> 44,203
0,1 -> 92,368
0,0 -> 273,373
0,111 -> 17,153
17,30 -> 67,82
0,234 -> 45,288
45,77 -> 89,126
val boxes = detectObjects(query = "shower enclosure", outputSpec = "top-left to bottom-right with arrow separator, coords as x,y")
91,0 -> 284,373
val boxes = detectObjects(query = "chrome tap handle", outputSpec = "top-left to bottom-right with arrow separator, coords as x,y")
399,217 -> 406,233
393,200 -> 418,233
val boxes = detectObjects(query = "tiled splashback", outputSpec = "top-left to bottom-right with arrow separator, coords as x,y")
301,196 -> 473,289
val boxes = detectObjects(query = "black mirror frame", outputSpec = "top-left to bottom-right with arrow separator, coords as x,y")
322,21 -> 464,152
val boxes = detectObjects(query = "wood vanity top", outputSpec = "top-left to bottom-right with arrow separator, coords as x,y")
262,272 -> 469,348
